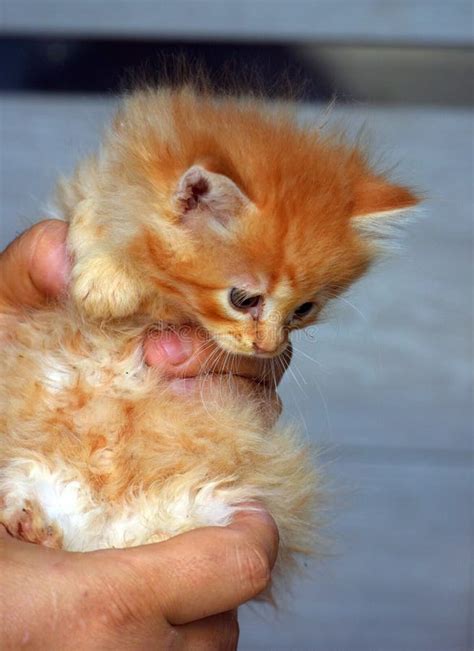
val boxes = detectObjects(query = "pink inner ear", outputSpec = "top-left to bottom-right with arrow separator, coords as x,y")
176,165 -> 252,231
177,167 -> 211,212
185,177 -> 209,211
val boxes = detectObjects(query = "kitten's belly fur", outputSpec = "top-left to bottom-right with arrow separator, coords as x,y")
0,309 -> 316,566
1,460 -> 239,551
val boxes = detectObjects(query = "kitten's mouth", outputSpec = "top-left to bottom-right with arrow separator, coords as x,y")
252,349 -> 284,360
217,342 -> 288,360
169,371 -> 275,393
249,346 -> 289,362
169,372 -> 274,394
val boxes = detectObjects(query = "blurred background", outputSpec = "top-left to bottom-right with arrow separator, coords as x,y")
0,1 -> 472,649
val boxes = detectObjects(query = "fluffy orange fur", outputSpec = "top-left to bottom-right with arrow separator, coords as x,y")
0,87 -> 418,582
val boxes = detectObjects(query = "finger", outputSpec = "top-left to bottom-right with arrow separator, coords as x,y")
0,220 -> 69,313
126,507 -> 279,625
0,524 -> 14,541
176,610 -> 239,651
144,328 -> 288,385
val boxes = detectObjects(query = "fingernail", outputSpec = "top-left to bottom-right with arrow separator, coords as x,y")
34,221 -> 70,296
155,332 -> 194,366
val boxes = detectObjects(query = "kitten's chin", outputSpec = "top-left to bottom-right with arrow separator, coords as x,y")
168,374 -> 281,427
168,374 -> 256,396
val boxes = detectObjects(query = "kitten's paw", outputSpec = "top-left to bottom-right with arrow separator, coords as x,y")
72,257 -> 143,320
2,500 -> 63,549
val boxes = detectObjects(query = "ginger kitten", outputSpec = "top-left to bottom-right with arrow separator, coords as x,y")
0,87 -> 417,579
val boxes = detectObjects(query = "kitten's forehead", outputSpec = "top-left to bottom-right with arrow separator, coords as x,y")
229,272 -> 267,294
262,277 -> 298,319
270,277 -> 296,302
230,271 -> 298,295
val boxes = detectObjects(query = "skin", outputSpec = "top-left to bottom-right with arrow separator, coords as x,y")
0,220 -> 284,650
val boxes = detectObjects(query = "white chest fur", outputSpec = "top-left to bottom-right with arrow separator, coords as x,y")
0,459 -> 240,551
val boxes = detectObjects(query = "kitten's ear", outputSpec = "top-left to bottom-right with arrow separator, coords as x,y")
351,175 -> 420,245
175,165 -> 251,233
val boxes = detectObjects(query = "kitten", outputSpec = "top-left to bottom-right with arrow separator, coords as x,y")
0,87 -> 417,579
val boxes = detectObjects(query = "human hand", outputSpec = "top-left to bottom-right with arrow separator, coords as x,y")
0,220 -> 284,647
0,220 -> 286,422
0,220 -> 70,312
0,508 -> 278,649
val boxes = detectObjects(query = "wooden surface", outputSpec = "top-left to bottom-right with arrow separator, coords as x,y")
1,93 -> 472,649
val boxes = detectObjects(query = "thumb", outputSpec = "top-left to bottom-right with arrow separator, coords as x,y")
110,506 -> 279,626
0,220 -> 69,313
144,328 -> 273,382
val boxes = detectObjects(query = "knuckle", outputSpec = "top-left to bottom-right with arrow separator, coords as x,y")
224,618 -> 240,650
93,587 -> 140,632
84,557 -> 150,637
217,611 -> 239,651
235,541 -> 272,598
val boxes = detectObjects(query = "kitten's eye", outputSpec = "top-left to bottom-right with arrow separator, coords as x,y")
229,288 -> 262,311
293,302 -> 315,319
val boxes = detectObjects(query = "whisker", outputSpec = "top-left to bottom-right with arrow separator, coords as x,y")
291,344 -> 324,370
197,344 -> 225,422
282,372 -> 309,437
310,372 -> 332,435
336,295 -> 368,323
286,363 -> 307,398
322,289 -> 368,326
